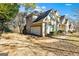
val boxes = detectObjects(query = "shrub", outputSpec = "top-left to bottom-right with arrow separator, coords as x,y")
50,32 -> 54,35
57,30 -> 63,34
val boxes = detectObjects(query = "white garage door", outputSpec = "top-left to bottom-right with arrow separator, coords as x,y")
31,27 -> 41,36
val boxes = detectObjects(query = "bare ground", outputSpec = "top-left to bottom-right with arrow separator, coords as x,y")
0,33 -> 79,56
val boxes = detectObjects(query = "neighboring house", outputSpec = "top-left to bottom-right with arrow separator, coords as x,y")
50,10 -> 60,32
54,11 -> 60,32
59,15 -> 65,32
65,19 -> 70,33
25,9 -> 52,37
69,22 -> 75,32
75,21 -> 79,32
59,15 -> 71,33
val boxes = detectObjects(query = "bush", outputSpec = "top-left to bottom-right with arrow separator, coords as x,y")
4,27 -> 12,32
57,30 -> 64,34
68,30 -> 73,34
50,32 -> 54,35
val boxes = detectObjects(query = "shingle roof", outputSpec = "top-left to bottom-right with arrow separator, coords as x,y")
60,15 -> 69,24
33,9 -> 52,23
60,15 -> 65,23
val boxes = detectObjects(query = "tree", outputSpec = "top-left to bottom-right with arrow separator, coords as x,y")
0,3 -> 36,21
0,3 -> 19,21
0,3 -> 36,33
17,3 -> 36,34
0,3 -> 19,33
22,3 -> 36,10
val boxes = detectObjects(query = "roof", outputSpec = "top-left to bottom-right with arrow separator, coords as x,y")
60,15 -> 69,24
60,15 -> 65,23
60,15 -> 65,20
33,9 -> 52,23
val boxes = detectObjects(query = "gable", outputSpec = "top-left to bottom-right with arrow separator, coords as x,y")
33,9 -> 52,23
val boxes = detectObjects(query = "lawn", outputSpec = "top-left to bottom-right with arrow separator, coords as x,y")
0,32 -> 79,56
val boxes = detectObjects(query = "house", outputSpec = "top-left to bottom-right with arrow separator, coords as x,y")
25,9 -> 53,37
25,9 -> 64,36
20,9 -> 75,36
69,22 -> 75,32
54,11 -> 60,32
50,10 -> 60,32
58,15 -> 71,33
75,21 -> 79,32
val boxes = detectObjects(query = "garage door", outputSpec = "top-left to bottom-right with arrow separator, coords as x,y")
31,27 -> 41,36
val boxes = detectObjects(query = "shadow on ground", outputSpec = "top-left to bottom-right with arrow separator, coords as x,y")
0,52 -> 8,56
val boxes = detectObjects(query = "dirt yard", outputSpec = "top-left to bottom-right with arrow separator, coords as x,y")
0,33 -> 79,56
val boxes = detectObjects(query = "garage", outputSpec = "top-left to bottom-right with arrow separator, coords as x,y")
31,27 -> 42,36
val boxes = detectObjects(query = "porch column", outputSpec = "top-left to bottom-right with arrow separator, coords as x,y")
42,23 -> 45,37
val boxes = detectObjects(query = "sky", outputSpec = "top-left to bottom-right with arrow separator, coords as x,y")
19,3 -> 79,20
